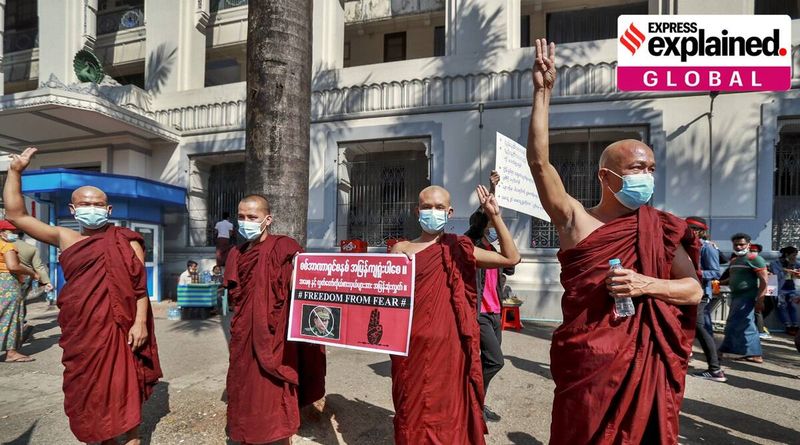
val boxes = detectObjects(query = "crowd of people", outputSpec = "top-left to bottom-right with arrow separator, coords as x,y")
0,38 -> 798,445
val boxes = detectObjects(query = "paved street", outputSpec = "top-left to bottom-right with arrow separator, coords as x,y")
1,299 -> 798,445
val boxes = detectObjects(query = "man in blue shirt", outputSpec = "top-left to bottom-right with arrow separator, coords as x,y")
686,217 -> 726,382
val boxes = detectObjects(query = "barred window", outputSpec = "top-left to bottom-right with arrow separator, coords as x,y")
337,139 -> 430,247
530,127 -> 649,248
205,161 -> 246,246
773,131 -> 800,249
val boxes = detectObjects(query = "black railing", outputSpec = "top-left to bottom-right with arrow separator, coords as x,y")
773,133 -> 800,249
339,150 -> 428,247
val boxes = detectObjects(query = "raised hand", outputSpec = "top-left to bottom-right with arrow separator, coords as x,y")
9,147 -> 37,173
477,185 -> 500,217
533,39 -> 556,91
489,170 -> 500,194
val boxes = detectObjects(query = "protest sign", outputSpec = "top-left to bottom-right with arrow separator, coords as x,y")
494,132 -> 551,222
288,253 -> 415,356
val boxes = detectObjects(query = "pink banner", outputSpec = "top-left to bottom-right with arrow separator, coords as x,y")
618,66 -> 791,92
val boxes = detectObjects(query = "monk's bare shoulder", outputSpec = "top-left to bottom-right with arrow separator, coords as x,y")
57,228 -> 87,252
559,206 -> 604,251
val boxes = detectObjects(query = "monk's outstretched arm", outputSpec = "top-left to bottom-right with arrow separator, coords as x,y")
3,147 -> 73,248
605,245 -> 702,305
527,39 -> 582,228
473,185 -> 521,268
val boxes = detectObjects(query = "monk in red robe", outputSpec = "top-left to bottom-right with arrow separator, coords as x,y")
527,40 -> 703,444
391,185 -> 520,445
224,194 -> 326,445
3,147 -> 161,445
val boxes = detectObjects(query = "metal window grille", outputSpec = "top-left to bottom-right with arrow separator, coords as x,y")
206,162 -> 246,246
530,127 -> 648,248
338,143 -> 430,247
772,132 -> 800,249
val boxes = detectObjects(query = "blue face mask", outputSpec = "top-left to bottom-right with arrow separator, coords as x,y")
418,209 -> 448,234
74,206 -> 109,230
485,228 -> 498,243
238,218 -> 268,241
607,170 -> 654,210
5,233 -> 18,242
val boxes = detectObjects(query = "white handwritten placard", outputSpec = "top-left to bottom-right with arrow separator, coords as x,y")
494,132 -> 551,222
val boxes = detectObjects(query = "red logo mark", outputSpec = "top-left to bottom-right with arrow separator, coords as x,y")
620,23 -> 646,55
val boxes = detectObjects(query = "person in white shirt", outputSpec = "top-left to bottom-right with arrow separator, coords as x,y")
214,212 -> 235,267
178,261 -> 198,285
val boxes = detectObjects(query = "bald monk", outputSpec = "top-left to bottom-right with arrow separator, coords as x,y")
528,39 -> 702,444
224,194 -> 326,445
3,147 -> 161,445
391,185 -> 520,445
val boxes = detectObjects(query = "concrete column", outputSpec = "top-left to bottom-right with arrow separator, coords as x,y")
37,0 -> 97,84
445,0 -> 520,56
144,0 -> 206,94
312,0 -> 344,73
188,158 -> 211,247
0,0 -> 6,95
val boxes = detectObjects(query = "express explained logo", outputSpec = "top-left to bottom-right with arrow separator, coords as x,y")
620,23 -> 646,55
617,15 -> 791,92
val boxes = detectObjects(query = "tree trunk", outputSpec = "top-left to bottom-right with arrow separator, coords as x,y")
245,0 -> 313,246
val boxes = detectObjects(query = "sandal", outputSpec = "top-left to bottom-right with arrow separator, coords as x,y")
734,355 -> 764,364
3,356 -> 35,363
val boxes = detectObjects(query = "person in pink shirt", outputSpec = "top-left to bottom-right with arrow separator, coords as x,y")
465,171 -> 516,423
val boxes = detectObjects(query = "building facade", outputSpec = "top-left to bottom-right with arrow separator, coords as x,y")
1,0 -> 799,319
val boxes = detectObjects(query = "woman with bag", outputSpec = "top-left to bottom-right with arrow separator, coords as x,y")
0,220 -> 39,362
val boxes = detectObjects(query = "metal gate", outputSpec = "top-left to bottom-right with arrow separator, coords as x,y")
206,162 -> 246,246
773,133 -> 800,249
339,149 -> 429,247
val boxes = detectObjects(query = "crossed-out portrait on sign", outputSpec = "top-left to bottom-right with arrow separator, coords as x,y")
301,305 -> 341,339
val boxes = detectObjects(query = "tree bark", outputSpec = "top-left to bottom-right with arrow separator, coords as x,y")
245,0 -> 313,246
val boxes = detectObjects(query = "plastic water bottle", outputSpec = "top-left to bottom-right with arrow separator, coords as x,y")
202,271 -> 211,284
609,258 -> 635,318
46,290 -> 56,305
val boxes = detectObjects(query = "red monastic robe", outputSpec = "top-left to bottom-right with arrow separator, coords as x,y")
224,235 -> 326,444
549,206 -> 700,445
58,225 -> 161,443
391,234 -> 487,445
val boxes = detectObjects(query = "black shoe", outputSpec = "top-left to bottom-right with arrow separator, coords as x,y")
483,406 -> 501,422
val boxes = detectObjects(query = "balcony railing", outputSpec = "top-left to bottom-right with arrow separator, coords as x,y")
97,7 -> 145,34
3,28 -> 38,53
211,0 -> 248,13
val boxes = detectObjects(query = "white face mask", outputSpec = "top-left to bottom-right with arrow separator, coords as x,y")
238,217 -> 269,240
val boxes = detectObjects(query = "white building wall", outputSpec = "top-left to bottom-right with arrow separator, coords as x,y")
4,0 -> 800,321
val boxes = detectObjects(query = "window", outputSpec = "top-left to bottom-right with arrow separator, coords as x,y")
434,26 -> 446,57
530,127 -> 648,248
546,2 -> 647,44
521,15 -> 531,48
205,58 -> 241,87
97,0 -> 144,34
3,0 -> 38,53
338,139 -> 430,247
773,131 -> 800,249
206,162 -> 246,246
384,32 -> 407,62
755,0 -> 799,18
